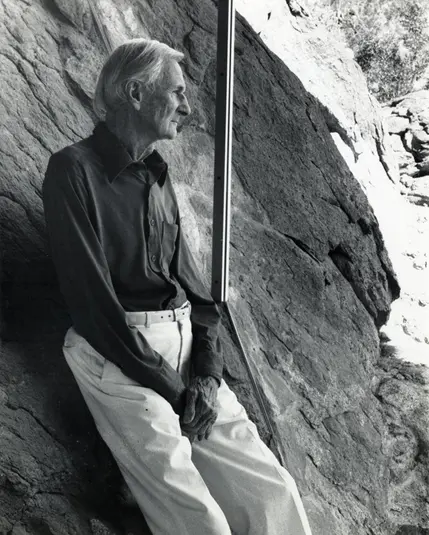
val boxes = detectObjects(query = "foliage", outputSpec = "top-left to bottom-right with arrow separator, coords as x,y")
307,0 -> 429,102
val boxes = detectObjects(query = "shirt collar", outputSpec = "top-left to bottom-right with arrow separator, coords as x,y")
92,122 -> 168,186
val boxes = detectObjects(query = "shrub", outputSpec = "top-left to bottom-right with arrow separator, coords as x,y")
307,0 -> 429,102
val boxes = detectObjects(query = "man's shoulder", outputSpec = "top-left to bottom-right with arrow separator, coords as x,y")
44,134 -> 102,191
43,137 -> 100,204
48,135 -> 99,172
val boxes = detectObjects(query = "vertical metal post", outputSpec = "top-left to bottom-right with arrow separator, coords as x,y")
211,0 -> 235,303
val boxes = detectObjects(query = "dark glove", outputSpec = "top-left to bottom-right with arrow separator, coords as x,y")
181,376 -> 219,442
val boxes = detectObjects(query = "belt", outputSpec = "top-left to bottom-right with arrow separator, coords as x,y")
125,301 -> 191,327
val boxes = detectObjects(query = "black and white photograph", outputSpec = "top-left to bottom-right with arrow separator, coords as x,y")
1,0 -> 428,534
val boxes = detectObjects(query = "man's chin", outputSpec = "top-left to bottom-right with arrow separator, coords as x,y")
157,126 -> 179,141
165,130 -> 179,140
161,134 -> 176,142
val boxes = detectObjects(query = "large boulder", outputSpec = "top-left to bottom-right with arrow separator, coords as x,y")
1,0 -> 425,533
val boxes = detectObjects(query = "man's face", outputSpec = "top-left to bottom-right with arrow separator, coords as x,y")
140,60 -> 191,141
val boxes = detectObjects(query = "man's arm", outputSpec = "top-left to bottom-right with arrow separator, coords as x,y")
169,203 -> 224,440
170,209 -> 224,384
43,151 -> 186,414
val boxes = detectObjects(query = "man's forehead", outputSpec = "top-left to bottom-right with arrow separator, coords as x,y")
164,60 -> 186,88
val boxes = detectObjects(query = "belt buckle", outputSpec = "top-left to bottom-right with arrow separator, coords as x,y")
171,301 -> 190,322
172,304 -> 183,321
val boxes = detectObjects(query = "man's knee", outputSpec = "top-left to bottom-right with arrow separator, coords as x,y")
276,468 -> 301,499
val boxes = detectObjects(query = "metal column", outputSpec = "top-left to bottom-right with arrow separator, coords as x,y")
211,0 -> 235,303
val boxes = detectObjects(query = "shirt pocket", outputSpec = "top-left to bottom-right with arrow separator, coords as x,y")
161,221 -> 178,270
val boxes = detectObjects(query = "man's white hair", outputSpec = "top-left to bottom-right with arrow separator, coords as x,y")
93,38 -> 184,120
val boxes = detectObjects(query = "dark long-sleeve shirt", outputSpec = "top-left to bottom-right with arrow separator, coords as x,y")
42,122 -> 223,414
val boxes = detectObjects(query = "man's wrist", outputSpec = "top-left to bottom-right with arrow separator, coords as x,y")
188,375 -> 220,391
198,375 -> 220,388
208,375 -> 221,387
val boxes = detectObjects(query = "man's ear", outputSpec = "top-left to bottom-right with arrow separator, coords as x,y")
126,80 -> 143,111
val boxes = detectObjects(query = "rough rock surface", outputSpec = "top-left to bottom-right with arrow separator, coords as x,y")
241,3 -> 429,531
384,90 -> 429,205
380,92 -> 429,345
0,0 -> 424,534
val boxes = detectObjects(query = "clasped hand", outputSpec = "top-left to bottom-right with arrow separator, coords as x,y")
180,376 -> 219,442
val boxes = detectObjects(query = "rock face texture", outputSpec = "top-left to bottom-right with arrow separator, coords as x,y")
380,91 -> 429,350
385,90 -> 429,206
240,3 -> 429,531
0,0 -> 425,534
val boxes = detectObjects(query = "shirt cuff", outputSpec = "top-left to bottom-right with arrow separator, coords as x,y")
194,361 -> 223,385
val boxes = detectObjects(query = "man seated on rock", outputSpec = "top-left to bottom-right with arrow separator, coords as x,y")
42,38 -> 313,535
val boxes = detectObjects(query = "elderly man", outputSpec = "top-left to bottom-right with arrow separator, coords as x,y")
43,38 -> 312,535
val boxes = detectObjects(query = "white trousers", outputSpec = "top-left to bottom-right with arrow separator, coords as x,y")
63,315 -> 312,535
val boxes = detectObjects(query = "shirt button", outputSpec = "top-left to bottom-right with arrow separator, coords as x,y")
150,219 -> 155,226
151,255 -> 156,262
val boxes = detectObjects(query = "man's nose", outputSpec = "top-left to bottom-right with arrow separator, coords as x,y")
178,95 -> 191,117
